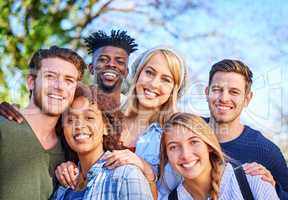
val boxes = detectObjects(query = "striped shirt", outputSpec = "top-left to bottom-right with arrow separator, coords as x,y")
162,163 -> 279,200
53,152 -> 153,200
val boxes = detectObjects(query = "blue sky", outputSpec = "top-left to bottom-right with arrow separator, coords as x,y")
5,0 -> 288,152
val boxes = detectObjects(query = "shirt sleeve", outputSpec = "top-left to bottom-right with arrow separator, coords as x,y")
119,165 -> 154,200
261,141 -> 288,199
247,175 -> 279,200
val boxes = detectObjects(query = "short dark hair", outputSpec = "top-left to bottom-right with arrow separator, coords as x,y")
208,59 -> 253,92
84,30 -> 138,55
29,45 -> 86,80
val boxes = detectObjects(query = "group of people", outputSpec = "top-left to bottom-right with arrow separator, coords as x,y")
0,30 -> 287,200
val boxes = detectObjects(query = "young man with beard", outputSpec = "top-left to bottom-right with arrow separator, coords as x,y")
85,30 -> 137,112
205,59 -> 288,199
84,30 -> 137,140
54,30 -> 138,188
0,30 -> 137,135
0,30 -> 138,188
0,46 -> 86,200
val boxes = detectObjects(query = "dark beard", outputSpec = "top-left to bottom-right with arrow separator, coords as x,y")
96,75 -> 122,93
33,86 -> 60,117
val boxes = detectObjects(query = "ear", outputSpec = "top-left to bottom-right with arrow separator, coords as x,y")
244,91 -> 253,107
205,86 -> 209,101
124,66 -> 129,78
102,125 -> 108,136
27,74 -> 35,91
88,63 -> 94,75
208,146 -> 213,153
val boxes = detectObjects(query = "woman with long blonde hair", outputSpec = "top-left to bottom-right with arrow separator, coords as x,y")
55,46 -> 187,199
160,112 -> 279,200
102,47 -> 186,198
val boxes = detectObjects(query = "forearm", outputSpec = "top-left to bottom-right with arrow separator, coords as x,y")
138,158 -> 158,199
138,158 -> 156,181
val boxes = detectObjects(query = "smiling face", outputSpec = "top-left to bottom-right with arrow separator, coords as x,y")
90,46 -> 128,92
165,124 -> 212,181
29,57 -> 79,116
63,96 -> 106,154
205,72 -> 252,125
135,52 -> 174,110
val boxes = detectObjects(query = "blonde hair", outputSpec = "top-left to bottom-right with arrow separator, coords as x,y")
123,47 -> 187,125
160,112 -> 225,200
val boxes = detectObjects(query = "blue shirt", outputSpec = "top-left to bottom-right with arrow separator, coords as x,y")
63,188 -> 85,200
135,123 -> 162,175
53,153 -> 153,200
133,123 -> 182,199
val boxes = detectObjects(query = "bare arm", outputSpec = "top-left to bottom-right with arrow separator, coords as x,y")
0,102 -> 23,123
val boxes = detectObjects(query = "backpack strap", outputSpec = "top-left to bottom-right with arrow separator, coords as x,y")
234,165 -> 255,200
168,187 -> 178,200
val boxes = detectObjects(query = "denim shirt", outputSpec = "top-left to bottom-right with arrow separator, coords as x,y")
135,123 -> 162,174
53,153 -> 153,200
133,123 -> 182,199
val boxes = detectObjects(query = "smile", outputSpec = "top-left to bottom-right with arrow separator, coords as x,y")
73,133 -> 92,141
101,69 -> 120,81
48,94 -> 65,100
216,104 -> 233,111
144,88 -> 159,98
180,160 -> 197,169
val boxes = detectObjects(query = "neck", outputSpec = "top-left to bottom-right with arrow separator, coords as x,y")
183,173 -> 212,200
21,102 -> 59,141
209,117 -> 244,143
78,145 -> 104,176
136,104 -> 159,124
96,87 -> 121,111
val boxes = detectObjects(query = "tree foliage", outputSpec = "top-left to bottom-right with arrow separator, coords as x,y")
0,0 -> 201,104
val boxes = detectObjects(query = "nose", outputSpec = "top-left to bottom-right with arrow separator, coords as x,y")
179,145 -> 191,161
107,58 -> 117,68
150,76 -> 161,88
219,90 -> 229,102
74,118 -> 84,131
53,77 -> 65,90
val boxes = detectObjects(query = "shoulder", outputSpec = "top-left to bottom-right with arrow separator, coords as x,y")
147,122 -> 162,135
112,164 -> 146,180
52,186 -> 67,200
0,116 -> 25,134
243,126 -> 282,152
113,165 -> 153,199
246,174 -> 279,199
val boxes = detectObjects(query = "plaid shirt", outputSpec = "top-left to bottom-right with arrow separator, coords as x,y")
53,153 -> 153,200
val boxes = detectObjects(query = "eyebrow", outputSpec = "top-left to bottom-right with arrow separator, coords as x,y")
43,70 -> 77,80
100,54 -> 127,60
166,136 -> 199,146
146,66 -> 173,80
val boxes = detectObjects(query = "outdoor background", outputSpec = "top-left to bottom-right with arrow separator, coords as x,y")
0,0 -> 287,160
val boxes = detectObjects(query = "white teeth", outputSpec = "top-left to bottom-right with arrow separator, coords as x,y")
181,161 -> 197,168
217,105 -> 231,110
74,134 -> 90,140
144,89 -> 157,98
103,72 -> 117,78
48,94 -> 64,100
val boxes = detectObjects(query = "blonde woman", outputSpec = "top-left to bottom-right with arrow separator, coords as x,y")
55,47 -> 187,198
160,112 -> 279,200
102,46 -> 186,197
